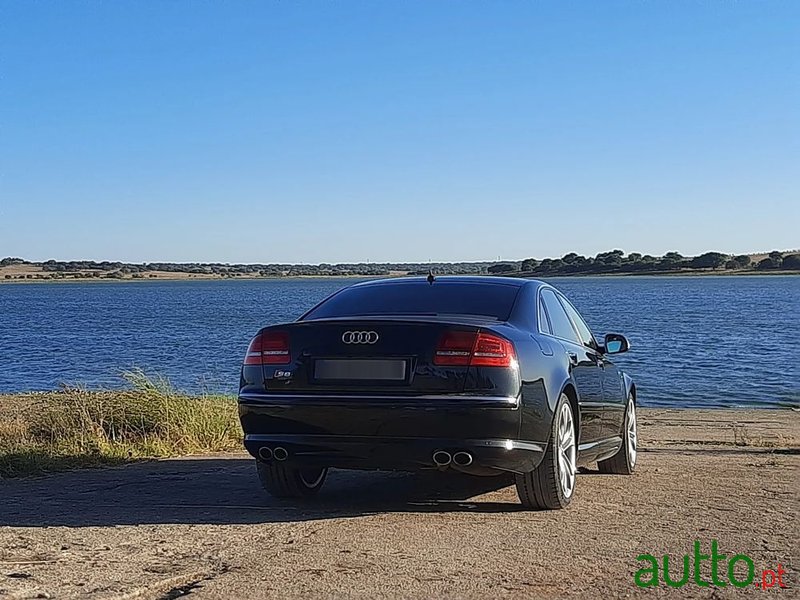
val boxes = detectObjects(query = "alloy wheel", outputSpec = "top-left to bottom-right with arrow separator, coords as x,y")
557,402 -> 576,498
627,396 -> 637,467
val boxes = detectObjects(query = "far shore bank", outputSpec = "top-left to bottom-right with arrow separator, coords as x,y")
2,269 -> 799,284
0,273 -> 370,284
4,249 -> 798,283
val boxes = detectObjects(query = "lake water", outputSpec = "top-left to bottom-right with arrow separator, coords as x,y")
1,276 -> 798,408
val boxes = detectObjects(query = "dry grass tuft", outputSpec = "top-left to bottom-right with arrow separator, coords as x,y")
0,370 -> 241,478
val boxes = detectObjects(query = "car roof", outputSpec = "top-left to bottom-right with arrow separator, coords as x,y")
350,275 -> 547,289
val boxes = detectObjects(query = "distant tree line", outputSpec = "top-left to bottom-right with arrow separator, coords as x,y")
2,251 -> 798,280
487,250 -> 800,276
2,258 -> 493,278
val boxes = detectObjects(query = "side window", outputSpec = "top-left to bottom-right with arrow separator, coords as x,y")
558,295 -> 596,348
540,289 -> 581,343
538,297 -> 552,334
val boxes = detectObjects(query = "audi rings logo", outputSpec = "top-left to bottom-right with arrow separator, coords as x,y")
342,331 -> 379,344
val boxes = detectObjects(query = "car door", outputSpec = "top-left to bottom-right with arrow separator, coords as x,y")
539,289 -> 604,444
598,353 -> 627,438
557,295 -> 626,439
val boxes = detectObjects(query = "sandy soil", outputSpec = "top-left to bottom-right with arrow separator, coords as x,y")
1,409 -> 797,599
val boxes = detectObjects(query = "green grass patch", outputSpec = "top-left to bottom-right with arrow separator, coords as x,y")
0,370 -> 242,478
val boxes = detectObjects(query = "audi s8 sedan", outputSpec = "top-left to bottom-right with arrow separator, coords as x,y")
238,276 -> 637,510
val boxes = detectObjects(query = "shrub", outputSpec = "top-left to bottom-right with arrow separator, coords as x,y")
756,258 -> 776,270
733,255 -> 751,268
782,254 -> 800,269
488,263 -> 518,274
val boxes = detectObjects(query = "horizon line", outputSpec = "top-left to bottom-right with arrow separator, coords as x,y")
4,248 -> 799,266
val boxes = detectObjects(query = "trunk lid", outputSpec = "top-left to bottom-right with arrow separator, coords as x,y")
260,317 -> 492,395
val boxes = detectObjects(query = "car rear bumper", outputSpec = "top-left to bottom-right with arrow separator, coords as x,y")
238,393 -> 546,474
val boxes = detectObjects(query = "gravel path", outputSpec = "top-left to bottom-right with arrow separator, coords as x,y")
1,409 -> 797,599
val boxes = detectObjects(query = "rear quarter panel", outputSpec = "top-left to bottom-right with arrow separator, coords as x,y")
488,323 -> 562,445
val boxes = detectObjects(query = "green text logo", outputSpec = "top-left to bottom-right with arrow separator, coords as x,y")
635,540 -> 788,589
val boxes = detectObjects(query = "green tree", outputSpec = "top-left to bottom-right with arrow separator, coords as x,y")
756,251 -> 786,270
756,258 -> 774,270
561,252 -> 580,264
537,258 -> 554,272
781,254 -> 800,269
659,251 -> 686,270
690,252 -> 728,269
595,250 -> 624,267
1,257 -> 26,266
733,255 -> 751,268
520,258 -> 539,271
488,263 -> 517,274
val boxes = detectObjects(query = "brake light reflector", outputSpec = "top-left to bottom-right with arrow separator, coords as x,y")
433,330 -> 516,368
244,334 -> 263,365
261,331 -> 291,364
243,331 -> 291,365
471,332 -> 515,367
433,330 -> 476,366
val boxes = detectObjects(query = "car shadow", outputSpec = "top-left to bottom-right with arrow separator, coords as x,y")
0,456 -> 521,527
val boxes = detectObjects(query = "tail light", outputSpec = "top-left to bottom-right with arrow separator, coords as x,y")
243,331 -> 291,365
434,330 -> 516,368
244,334 -> 263,365
471,332 -> 515,367
432,331 -> 475,366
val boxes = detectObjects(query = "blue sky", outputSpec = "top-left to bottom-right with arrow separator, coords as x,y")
1,1 -> 798,263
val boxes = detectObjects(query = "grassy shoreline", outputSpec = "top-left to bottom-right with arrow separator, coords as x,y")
2,382 -> 798,478
0,377 -> 241,478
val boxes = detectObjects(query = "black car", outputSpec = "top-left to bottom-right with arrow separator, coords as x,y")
239,276 -> 637,510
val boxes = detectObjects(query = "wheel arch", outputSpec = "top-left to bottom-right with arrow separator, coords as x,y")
561,382 -> 581,443
623,372 -> 636,404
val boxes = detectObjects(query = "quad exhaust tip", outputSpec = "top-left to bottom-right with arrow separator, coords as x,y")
273,446 -> 289,461
258,447 -> 273,461
452,452 -> 473,467
432,450 -> 452,467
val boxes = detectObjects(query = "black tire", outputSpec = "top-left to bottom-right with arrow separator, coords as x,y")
256,461 -> 328,499
514,393 -> 576,510
598,393 -> 637,475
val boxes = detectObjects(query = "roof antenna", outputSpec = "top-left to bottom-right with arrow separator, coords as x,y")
427,270 -> 435,285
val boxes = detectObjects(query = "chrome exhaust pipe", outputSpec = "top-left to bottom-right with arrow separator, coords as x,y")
432,450 -> 452,467
273,446 -> 289,461
453,452 -> 473,467
257,447 -> 273,461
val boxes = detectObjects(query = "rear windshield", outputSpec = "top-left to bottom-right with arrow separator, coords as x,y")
303,282 -> 520,320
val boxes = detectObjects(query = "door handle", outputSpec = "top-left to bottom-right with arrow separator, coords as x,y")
567,352 -> 578,365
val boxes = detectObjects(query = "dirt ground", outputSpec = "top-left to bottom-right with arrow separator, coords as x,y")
1,409 -> 797,599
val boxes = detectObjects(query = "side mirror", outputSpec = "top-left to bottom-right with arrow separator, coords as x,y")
603,333 -> 630,354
